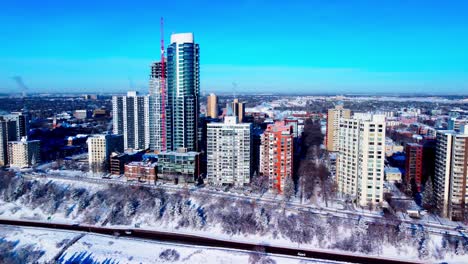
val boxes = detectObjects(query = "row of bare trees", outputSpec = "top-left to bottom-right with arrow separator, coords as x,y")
1,171 -> 466,259
296,119 -> 337,206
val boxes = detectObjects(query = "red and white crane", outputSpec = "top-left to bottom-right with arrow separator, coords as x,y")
160,17 -> 167,151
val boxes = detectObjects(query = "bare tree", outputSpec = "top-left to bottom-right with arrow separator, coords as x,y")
283,176 -> 295,201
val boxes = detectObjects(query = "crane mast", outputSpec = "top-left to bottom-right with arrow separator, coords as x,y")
160,17 -> 167,151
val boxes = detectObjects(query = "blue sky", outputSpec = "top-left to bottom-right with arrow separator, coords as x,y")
1,0 -> 468,94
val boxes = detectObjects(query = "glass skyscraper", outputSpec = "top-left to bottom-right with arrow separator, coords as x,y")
166,33 -> 200,151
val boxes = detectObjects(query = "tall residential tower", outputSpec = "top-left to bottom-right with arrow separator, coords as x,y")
206,93 -> 218,119
148,61 -> 167,151
259,121 -> 294,193
326,105 -> 351,152
336,113 -> 386,206
112,91 -> 150,150
166,33 -> 200,151
207,116 -> 252,186
434,125 -> 468,220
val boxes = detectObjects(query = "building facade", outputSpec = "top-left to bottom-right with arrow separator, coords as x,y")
87,134 -> 124,172
259,121 -> 294,193
166,33 -> 200,151
206,93 -> 218,119
148,61 -> 167,151
125,162 -> 157,183
405,143 -> 424,193
207,116 -> 252,186
7,138 -> 40,168
231,99 -> 245,123
156,148 -> 200,184
336,113 -> 386,206
326,105 -> 351,152
9,112 -> 28,139
112,91 -> 150,150
448,117 -> 467,132
434,126 -> 468,220
0,118 -> 18,166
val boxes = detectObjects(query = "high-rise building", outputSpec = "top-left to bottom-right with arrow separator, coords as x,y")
112,96 -> 124,135
434,125 -> 468,220
87,134 -> 124,172
166,33 -> 200,151
405,143 -> 423,192
9,112 -> 29,139
148,62 -> 167,151
448,116 -> 467,132
326,105 -> 351,152
259,121 -> 294,193
207,116 -> 252,186
112,91 -> 150,150
284,118 -> 299,138
206,93 -> 218,119
336,113 -> 386,206
7,137 -> 40,168
230,99 -> 245,123
0,117 -> 18,166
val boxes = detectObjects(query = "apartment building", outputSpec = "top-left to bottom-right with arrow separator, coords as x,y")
434,125 -> 468,220
206,93 -> 218,119
87,134 -> 124,172
326,105 -> 351,152
125,161 -> 157,184
7,137 -> 40,168
259,121 -> 294,193
112,91 -> 150,150
207,116 -> 252,186
405,143 -> 424,192
166,33 -> 200,151
336,113 -> 386,206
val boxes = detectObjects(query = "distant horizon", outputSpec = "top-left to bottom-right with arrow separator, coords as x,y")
1,1 -> 468,94
2,91 -> 468,98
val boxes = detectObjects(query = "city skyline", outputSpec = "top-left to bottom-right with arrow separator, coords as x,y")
1,1 -> 468,94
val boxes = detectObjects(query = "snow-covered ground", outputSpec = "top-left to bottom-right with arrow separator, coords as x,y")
0,225 -> 332,264
1,174 -> 467,263
0,224 -> 77,263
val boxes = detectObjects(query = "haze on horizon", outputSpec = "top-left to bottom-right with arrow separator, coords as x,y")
1,0 -> 468,95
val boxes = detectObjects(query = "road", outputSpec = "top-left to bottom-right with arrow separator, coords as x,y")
0,218 -> 421,264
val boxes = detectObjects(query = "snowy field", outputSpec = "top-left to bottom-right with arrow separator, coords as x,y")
0,225 -> 335,264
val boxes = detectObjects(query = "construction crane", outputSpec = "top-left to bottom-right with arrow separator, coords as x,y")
160,17 -> 167,151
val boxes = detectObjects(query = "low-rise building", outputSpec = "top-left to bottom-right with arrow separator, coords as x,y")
110,152 -> 128,175
73,110 -> 89,120
157,148 -> 201,184
385,167 -> 402,183
125,161 -> 157,183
